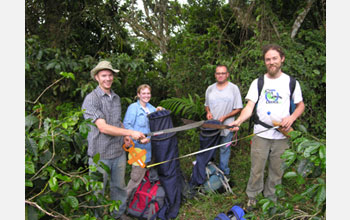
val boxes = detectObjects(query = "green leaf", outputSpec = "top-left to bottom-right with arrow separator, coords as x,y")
258,198 -> 270,205
304,143 -> 320,158
40,195 -> 54,204
38,138 -> 47,150
46,166 -> 56,177
89,165 -> 97,172
66,195 -> 79,209
25,115 -> 39,131
281,149 -> 296,159
301,184 -> 318,197
46,62 -> 56,70
25,137 -> 38,157
284,171 -> 297,178
62,122 -> 68,129
25,161 -> 35,174
261,200 -> 273,212
285,209 -> 294,218
99,161 -> 111,175
317,177 -> 325,185
25,179 -> 33,187
291,194 -> 304,202
315,184 -> 326,208
297,159 -> 314,177
93,153 -> 100,164
49,177 -> 58,192
79,123 -> 90,138
73,179 -> 81,191
55,174 -> 72,182
296,174 -> 306,185
60,72 -> 75,80
319,145 -> 326,159
289,130 -> 301,140
281,150 -> 297,168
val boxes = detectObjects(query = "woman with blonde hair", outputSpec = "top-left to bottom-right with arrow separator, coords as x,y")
123,84 -> 163,197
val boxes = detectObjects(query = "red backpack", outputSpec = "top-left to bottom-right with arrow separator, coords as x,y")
127,170 -> 165,219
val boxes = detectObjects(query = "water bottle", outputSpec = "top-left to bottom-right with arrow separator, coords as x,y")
267,111 -> 293,137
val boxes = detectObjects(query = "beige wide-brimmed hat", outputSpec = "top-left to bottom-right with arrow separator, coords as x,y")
90,60 -> 120,80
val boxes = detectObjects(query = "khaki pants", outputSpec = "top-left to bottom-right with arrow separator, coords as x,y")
126,165 -> 147,198
246,135 -> 289,201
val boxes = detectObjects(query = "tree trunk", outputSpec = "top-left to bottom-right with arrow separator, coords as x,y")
291,0 -> 315,39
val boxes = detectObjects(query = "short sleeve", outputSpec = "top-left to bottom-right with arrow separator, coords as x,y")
232,85 -> 243,109
245,78 -> 259,104
82,93 -> 105,123
123,104 -> 137,130
292,80 -> 303,104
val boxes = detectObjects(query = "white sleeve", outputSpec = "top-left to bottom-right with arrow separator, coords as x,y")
245,78 -> 259,104
292,81 -> 303,104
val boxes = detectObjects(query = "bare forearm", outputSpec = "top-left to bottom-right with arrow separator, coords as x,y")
220,108 -> 242,121
290,101 -> 305,121
99,123 -> 134,136
95,118 -> 145,140
233,101 -> 255,126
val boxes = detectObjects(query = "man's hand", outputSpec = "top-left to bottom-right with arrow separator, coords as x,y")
156,106 -> 164,111
280,115 -> 295,132
218,116 -> 226,123
130,130 -> 145,140
124,136 -> 132,147
228,120 -> 241,132
206,112 -> 213,120
139,138 -> 150,144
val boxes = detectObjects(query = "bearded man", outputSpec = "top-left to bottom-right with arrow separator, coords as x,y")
228,44 -> 305,211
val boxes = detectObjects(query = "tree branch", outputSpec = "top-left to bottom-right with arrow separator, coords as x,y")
25,76 -> 65,104
291,0 -> 315,39
25,200 -> 62,219
30,130 -> 56,181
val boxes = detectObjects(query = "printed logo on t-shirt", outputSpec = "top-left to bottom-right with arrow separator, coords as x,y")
264,89 -> 282,104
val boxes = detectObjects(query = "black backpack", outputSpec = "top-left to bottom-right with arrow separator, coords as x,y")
249,75 -> 296,132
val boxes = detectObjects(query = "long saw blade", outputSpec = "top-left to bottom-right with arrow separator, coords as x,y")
145,120 -> 205,137
146,125 -> 280,168
181,118 -> 237,129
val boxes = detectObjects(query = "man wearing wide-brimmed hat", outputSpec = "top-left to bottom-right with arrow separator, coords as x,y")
82,60 -> 145,220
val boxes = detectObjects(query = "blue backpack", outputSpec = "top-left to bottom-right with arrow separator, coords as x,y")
215,205 -> 246,220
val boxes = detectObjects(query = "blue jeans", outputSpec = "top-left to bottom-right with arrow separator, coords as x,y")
219,132 -> 234,175
88,152 -> 127,218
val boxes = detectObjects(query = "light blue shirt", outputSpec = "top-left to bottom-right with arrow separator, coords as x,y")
123,100 -> 156,163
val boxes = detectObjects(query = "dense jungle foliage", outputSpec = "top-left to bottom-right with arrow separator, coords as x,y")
25,0 -> 326,219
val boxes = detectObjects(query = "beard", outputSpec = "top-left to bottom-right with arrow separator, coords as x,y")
267,63 -> 282,77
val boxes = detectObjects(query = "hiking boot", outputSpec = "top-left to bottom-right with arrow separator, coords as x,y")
246,198 -> 257,212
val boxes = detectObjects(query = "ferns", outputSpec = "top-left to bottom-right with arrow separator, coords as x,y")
159,94 -> 206,120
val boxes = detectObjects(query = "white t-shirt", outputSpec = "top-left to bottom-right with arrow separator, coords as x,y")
246,73 -> 303,139
205,82 -> 243,136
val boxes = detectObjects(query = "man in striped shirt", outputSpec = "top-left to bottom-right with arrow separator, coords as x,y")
82,60 -> 145,220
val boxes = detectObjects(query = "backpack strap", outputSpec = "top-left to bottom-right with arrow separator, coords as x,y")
249,75 -> 272,131
289,75 -> 296,114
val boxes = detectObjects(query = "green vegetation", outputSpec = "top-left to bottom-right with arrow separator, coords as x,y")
25,0 -> 326,219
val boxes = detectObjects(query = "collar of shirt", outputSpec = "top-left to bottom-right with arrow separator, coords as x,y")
137,100 -> 151,114
95,86 -> 117,99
